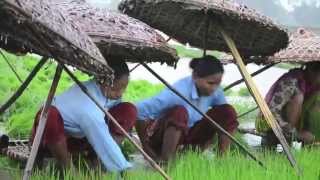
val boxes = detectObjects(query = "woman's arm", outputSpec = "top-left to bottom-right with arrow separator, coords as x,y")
268,79 -> 301,130
285,92 -> 304,129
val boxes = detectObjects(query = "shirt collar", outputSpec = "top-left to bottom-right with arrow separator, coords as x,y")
191,78 -> 200,100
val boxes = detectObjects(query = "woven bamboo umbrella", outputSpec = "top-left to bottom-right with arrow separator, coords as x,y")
119,0 -> 288,58
265,28 -> 320,64
0,0 -> 116,116
0,0 -> 113,78
52,0 -> 178,66
119,0 -> 301,174
223,28 -> 320,92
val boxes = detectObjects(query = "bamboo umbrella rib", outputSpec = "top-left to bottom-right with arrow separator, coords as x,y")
0,51 -> 23,83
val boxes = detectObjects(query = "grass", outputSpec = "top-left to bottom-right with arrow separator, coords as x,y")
123,80 -> 164,103
2,148 -> 319,180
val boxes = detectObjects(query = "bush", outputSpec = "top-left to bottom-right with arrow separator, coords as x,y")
238,87 -> 251,97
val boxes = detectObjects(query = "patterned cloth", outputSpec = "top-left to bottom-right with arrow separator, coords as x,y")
256,68 -> 319,133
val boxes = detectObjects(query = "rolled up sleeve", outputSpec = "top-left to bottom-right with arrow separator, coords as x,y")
136,88 -> 178,121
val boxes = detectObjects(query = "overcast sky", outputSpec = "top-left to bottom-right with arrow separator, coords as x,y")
279,0 -> 320,11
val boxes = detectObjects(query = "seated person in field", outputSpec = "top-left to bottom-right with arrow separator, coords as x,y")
255,62 -> 320,147
135,56 -> 239,162
30,60 -> 136,172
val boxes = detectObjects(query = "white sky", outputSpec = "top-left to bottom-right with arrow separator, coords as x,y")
87,0 -> 118,9
279,0 -> 320,11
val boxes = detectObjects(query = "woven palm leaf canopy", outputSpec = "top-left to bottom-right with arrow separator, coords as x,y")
119,0 -> 289,58
119,0 -> 302,174
221,28 -> 320,65
53,0 -> 178,66
264,28 -> 320,64
0,0 -> 113,79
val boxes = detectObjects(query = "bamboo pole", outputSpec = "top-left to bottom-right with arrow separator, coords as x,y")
140,62 -> 265,168
0,51 -> 23,83
237,107 -> 259,119
0,57 -> 47,115
219,28 -> 302,175
129,63 -> 140,73
62,65 -> 171,180
23,64 -> 63,180
224,63 -> 276,91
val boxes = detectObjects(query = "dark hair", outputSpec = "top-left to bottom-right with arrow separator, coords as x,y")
108,60 -> 129,80
305,62 -> 320,72
189,55 -> 224,77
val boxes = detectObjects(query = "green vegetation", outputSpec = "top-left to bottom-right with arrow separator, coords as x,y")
123,80 -> 163,102
238,87 -> 251,97
275,63 -> 301,70
2,149 -> 319,180
171,44 -> 221,59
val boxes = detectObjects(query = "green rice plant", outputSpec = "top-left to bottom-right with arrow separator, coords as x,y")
1,148 -> 316,180
238,87 -> 251,97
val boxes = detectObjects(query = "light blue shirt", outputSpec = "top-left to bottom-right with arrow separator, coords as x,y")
136,76 -> 227,127
52,79 -> 131,172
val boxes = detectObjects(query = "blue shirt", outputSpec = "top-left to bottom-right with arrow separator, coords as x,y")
52,79 -> 131,172
136,76 -> 227,127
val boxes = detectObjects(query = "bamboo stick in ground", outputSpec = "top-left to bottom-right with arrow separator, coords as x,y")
62,65 -> 171,180
219,27 -> 302,175
23,64 -> 63,180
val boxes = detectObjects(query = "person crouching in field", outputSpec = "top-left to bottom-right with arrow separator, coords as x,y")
135,56 -> 239,162
256,62 -> 320,148
30,60 -> 136,172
